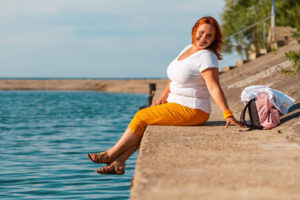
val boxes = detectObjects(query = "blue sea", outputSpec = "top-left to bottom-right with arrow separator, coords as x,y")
0,90 -> 147,199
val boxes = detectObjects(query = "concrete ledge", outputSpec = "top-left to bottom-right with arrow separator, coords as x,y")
248,52 -> 257,61
235,60 -> 244,67
221,66 -> 236,72
131,125 -> 300,200
227,60 -> 291,89
259,49 -> 268,55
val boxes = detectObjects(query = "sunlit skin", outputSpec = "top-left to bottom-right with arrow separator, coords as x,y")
194,23 -> 216,50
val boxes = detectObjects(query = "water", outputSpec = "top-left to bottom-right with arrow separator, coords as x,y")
0,90 -> 147,199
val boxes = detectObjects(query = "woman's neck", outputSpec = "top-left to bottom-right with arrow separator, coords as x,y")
191,45 -> 205,52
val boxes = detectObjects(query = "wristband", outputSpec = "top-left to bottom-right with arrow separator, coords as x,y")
223,109 -> 233,119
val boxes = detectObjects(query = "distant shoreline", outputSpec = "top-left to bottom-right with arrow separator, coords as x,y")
0,79 -> 169,94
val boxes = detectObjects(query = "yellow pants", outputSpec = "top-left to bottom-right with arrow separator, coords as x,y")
128,103 -> 210,137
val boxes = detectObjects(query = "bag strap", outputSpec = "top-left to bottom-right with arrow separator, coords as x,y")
240,99 -> 255,128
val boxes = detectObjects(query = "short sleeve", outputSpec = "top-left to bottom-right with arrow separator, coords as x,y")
198,51 -> 218,73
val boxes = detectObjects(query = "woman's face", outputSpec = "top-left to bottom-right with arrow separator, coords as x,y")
194,23 -> 216,49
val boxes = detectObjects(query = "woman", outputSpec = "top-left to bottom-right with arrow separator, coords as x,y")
87,16 -> 243,175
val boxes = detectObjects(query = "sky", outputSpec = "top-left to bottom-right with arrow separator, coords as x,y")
0,0 -> 238,78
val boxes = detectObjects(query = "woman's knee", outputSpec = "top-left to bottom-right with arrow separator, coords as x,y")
135,107 -> 149,117
133,108 -> 149,123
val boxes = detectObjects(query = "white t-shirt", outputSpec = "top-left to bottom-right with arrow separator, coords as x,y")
166,44 -> 218,114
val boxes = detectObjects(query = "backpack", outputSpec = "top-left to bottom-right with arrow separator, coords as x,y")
240,93 -> 280,130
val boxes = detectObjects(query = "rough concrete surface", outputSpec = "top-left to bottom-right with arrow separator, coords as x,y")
131,41 -> 300,200
131,125 -> 300,200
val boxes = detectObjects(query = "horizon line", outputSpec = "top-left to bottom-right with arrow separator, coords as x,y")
0,77 -> 167,80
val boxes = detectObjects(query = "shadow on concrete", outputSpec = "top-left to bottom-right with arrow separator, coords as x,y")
205,121 -> 226,126
280,102 -> 300,124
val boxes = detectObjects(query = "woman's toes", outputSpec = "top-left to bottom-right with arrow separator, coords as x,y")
95,165 -> 112,174
95,167 -> 104,173
87,153 -> 94,160
117,165 -> 125,171
95,168 -> 102,173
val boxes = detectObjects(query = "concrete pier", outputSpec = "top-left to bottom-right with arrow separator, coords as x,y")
131,120 -> 300,199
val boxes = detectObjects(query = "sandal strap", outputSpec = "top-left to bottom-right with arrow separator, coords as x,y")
89,150 -> 111,163
113,162 -> 126,172
96,162 -> 126,175
96,151 -> 107,163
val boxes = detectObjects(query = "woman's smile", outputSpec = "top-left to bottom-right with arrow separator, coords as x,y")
199,40 -> 207,45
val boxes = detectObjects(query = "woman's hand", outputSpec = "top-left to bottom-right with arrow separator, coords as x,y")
152,97 -> 167,106
225,116 -> 245,128
152,80 -> 171,106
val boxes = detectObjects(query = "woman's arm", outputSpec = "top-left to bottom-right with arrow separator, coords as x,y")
201,68 -> 243,128
152,80 -> 172,106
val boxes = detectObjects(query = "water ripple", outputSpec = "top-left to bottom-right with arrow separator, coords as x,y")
0,90 -> 147,199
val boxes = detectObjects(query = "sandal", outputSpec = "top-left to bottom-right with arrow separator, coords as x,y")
95,161 -> 126,175
87,151 -> 112,164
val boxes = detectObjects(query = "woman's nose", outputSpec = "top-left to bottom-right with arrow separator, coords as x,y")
201,33 -> 208,40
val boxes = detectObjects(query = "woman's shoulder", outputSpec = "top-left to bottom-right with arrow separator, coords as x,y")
195,49 -> 218,69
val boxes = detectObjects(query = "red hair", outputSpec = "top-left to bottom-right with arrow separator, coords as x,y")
192,16 -> 223,60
